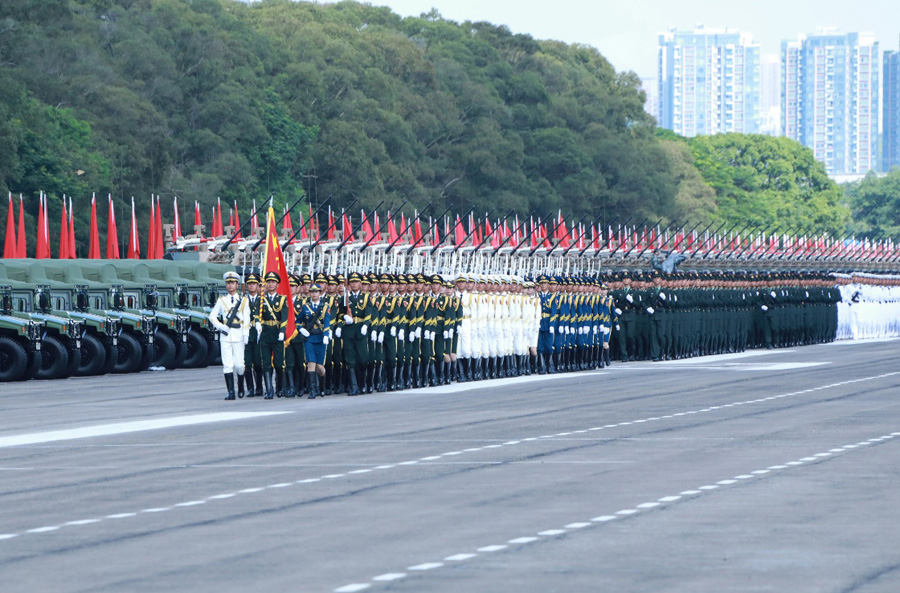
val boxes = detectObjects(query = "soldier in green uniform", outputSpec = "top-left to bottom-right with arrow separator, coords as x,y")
256,271 -> 288,399
242,273 -> 264,397
342,271 -> 371,396
325,274 -> 345,394
282,274 -> 306,398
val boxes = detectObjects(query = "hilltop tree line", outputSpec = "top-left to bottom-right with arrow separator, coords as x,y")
0,0 -> 860,255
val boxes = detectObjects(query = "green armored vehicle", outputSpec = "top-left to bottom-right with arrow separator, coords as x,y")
0,291 -> 43,382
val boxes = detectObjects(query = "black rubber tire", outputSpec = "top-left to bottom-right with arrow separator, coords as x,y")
35,335 -> 69,380
112,332 -> 143,374
100,341 -> 117,375
150,330 -> 177,369
19,348 -> 42,381
204,337 -> 220,367
0,336 -> 28,382
181,329 -> 210,369
63,345 -> 82,378
75,334 -> 106,376
171,337 -> 187,369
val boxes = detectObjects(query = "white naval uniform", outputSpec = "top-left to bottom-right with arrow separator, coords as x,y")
208,292 -> 250,374
458,291 -> 474,358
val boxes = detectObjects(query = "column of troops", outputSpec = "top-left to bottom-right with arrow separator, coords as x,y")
208,268 -> 842,400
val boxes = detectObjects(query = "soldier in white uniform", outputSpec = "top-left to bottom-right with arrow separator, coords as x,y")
208,271 -> 250,400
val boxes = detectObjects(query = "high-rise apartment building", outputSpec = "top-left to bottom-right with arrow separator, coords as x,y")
884,48 -> 900,172
657,26 -> 761,137
781,31 -> 879,175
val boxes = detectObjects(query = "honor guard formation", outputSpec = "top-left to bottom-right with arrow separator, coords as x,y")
206,266 -> 900,401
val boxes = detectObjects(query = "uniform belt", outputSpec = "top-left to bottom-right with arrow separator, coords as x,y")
226,322 -> 243,328
260,320 -> 281,326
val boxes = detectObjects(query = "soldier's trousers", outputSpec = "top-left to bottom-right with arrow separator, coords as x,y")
259,328 -> 284,372
343,336 -> 369,369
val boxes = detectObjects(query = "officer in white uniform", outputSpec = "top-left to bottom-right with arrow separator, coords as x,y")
208,271 -> 250,400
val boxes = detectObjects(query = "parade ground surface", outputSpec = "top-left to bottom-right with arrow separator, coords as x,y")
2,340 -> 899,593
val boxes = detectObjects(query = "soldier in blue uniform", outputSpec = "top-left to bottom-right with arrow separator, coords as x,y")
297,282 -> 332,399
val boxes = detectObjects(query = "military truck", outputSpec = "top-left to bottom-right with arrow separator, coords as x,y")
0,291 -> 43,382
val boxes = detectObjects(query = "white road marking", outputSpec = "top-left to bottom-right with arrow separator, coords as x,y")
508,536 -> 539,544
637,502 -> 661,509
0,534 -> 18,540
590,516 -> 617,522
407,563 -> 443,571
371,574 -> 405,582
65,519 -> 101,526
564,522 -> 592,528
0,412 -> 292,448
658,496 -> 682,502
477,545 -> 507,552
27,526 -> 60,533
538,529 -> 567,536
106,513 -> 137,519
334,584 -> 370,593
444,553 -> 476,561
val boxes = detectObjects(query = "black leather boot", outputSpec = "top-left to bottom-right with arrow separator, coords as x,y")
236,371 -> 246,398
603,348 -> 611,367
282,369 -> 295,398
224,373 -> 236,400
347,367 -> 360,396
275,369 -> 284,397
308,372 -> 319,399
253,366 -> 264,397
263,371 -> 274,399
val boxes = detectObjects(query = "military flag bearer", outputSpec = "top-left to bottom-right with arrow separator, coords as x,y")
208,271 -> 250,400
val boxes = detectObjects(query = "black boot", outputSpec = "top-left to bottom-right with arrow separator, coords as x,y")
274,369 -> 284,397
263,371 -> 275,399
603,348 -> 611,368
283,369 -> 295,398
224,373 -> 236,400
253,366 -> 264,397
236,371 -> 246,398
347,367 -> 360,396
308,372 -> 319,399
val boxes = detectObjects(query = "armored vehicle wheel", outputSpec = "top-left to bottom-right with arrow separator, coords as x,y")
0,336 -> 27,382
151,330 -> 177,369
35,335 -> 69,380
112,332 -> 143,374
63,346 -> 82,378
181,329 -> 209,368
75,334 -> 106,376
100,341 -> 117,375
19,349 -> 42,381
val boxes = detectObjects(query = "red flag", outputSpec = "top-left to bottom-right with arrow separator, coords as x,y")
361,210 -> 373,243
327,207 -> 335,241
298,211 -> 307,241
262,206 -> 296,345
173,196 -> 182,241
592,225 -> 599,250
155,196 -> 164,258
68,197 -> 76,258
58,196 -> 69,259
36,193 -> 48,259
282,205 -> 293,232
399,213 -> 407,240
484,218 -> 493,247
490,219 -> 499,248
388,212 -> 399,244
3,193 -> 15,258
194,201 -> 202,235
127,197 -> 141,259
454,214 -> 465,248
107,196 -> 119,259
213,198 -> 224,237
232,201 -> 241,241
251,199 -> 259,233
88,194 -> 101,259
342,210 -> 351,242
16,196 -> 26,258
147,196 -> 156,260
432,218 -> 440,247
511,216 -> 519,247
373,211 -> 380,242
413,212 -> 422,244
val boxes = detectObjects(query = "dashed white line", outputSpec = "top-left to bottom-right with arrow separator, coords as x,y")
444,553 -> 477,561
508,536 -> 539,544
408,562 -> 443,571
477,545 -> 507,552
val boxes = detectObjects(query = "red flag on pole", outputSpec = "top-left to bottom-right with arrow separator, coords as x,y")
58,196 -> 69,259
282,205 -> 293,233
327,207 -> 335,241
232,201 -> 241,241
373,211 -> 380,242
155,196 -> 164,258
88,194 -> 101,259
68,196 -> 76,258
455,214 -> 465,248
213,198 -> 224,237
342,210 -> 351,242
16,196 -> 26,258
388,212 -> 398,244
127,197 -> 141,259
298,211 -> 307,241
194,201 -> 202,236
250,200 -> 258,233
36,193 -> 48,259
262,206 -> 296,346
107,196 -> 119,259
173,196 -> 182,241
413,213 -> 422,244
432,218 -> 440,247
3,193 -> 15,258
147,196 -> 156,260
361,210 -> 374,243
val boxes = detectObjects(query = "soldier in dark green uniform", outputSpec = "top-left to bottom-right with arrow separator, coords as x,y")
257,271 -> 288,399
282,274 -> 306,398
242,273 -> 264,397
342,271 -> 371,396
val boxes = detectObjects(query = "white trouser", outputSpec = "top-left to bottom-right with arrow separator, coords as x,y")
220,329 -> 246,375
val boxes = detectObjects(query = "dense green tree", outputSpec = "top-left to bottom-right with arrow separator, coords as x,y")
844,169 -> 900,239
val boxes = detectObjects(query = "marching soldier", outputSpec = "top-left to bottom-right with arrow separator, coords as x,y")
208,271 -> 250,400
297,282 -> 332,399
282,274 -> 306,398
257,271 -> 288,399
342,271 -> 371,396
243,273 -> 264,397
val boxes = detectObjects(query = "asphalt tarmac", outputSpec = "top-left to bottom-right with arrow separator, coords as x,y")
1,339 -> 898,593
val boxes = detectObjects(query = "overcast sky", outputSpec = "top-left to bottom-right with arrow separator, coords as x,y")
372,0 -> 899,79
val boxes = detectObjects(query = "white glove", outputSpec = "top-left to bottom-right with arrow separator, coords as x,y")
615,324 -> 620,331
659,292 -> 666,300
370,331 -> 377,342
443,330 -> 449,339
426,331 -> 434,341
770,291 -> 776,298
278,332 -> 285,341
398,329 -> 405,341
299,327 -> 310,337
323,335 -> 330,345
761,305 -> 768,311
378,331 -> 384,343
243,335 -> 249,345
603,326 -> 611,335
625,294 -> 633,303
343,314 -> 353,324
593,325 -> 599,334
360,325 -> 368,336
647,307 -> 655,315
255,322 -> 261,335
614,308 -> 622,316
550,326 -> 555,334
409,332 -> 415,342
335,327 -> 342,338
416,327 -> 422,339
390,326 -> 397,337
673,294 -> 678,302
448,328 -> 454,337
